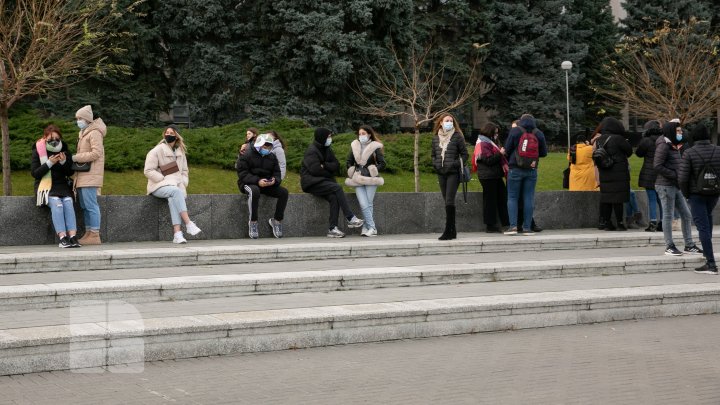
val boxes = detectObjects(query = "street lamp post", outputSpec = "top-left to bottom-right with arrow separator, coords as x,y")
561,61 -> 572,152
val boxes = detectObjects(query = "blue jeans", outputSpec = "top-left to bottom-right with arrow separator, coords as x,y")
689,195 -> 718,267
625,189 -> 639,217
355,185 -> 377,230
48,196 -> 77,235
656,185 -> 694,248
152,186 -> 187,226
645,189 -> 661,221
507,168 -> 537,230
77,187 -> 101,231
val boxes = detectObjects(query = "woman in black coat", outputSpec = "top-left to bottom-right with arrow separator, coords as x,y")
300,128 -> 364,238
30,124 -> 79,248
596,117 -> 633,230
473,122 -> 509,233
635,120 -> 663,231
431,113 -> 468,240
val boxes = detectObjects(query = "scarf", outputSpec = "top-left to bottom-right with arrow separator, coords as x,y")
472,135 -> 508,177
437,127 -> 455,166
35,139 -> 61,206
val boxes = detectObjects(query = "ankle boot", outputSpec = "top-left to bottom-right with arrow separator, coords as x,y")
447,206 -> 457,240
78,230 -> 101,245
645,221 -> 657,232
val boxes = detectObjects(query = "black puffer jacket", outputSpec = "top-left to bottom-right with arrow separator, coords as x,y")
236,146 -> 282,191
596,117 -> 632,204
678,139 -> 720,197
30,141 -> 74,198
431,132 -> 468,175
654,122 -> 684,188
635,131 -> 661,189
300,128 -> 340,191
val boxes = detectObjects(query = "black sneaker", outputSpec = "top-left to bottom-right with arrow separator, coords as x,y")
485,225 -> 501,233
531,223 -> 543,233
694,264 -> 718,275
684,245 -> 704,255
58,236 -> 72,248
503,226 -> 518,235
664,245 -> 682,256
69,235 -> 81,247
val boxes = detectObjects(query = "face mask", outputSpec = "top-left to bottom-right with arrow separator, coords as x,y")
359,135 -> 369,144
325,138 -> 332,147
76,120 -> 88,130
260,148 -> 271,156
442,122 -> 454,132
676,134 -> 683,142
165,135 -> 177,143
47,140 -> 60,148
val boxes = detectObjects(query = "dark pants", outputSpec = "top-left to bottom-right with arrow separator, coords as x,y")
305,180 -> 354,228
689,194 -> 719,267
243,184 -> 289,222
479,177 -> 509,228
438,173 -> 459,206
600,202 -> 623,225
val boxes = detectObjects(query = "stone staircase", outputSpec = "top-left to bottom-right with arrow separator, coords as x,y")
0,230 -> 718,375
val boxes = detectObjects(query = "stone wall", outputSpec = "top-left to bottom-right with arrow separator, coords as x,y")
0,190 -> 709,246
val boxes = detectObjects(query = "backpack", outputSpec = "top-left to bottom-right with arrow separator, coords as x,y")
694,148 -> 720,195
592,135 -> 615,169
514,127 -> 539,169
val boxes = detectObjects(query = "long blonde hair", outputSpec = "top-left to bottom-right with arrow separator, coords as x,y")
161,126 -> 187,154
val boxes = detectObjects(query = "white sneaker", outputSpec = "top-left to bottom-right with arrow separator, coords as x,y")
366,228 -> 377,237
361,227 -> 370,237
186,221 -> 202,236
327,227 -> 346,238
173,232 -> 187,244
347,216 -> 364,228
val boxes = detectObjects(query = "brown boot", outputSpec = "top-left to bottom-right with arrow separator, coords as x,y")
78,230 -> 101,245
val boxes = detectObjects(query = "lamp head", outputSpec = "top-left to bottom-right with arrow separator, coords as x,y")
561,61 -> 573,70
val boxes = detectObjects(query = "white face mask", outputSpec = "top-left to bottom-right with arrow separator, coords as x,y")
359,135 -> 369,144
324,138 -> 332,147
442,122 -> 454,132
77,120 -> 88,130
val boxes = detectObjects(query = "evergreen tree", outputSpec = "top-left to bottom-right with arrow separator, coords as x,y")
621,0 -> 716,35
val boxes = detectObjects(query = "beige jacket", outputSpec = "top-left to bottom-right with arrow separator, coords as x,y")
73,118 -> 106,189
144,142 -> 189,195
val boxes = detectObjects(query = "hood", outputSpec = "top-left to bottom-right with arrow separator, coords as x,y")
662,122 -> 682,145
518,116 -> 536,131
600,117 -> 625,135
643,120 -> 663,137
272,139 -> 283,150
314,128 -> 332,145
82,118 -> 107,138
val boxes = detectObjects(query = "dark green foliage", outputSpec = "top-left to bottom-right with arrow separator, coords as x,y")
621,0 -> 717,35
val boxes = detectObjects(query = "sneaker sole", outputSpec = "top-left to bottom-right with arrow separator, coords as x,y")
694,270 -> 718,275
684,251 -> 703,255
347,224 -> 363,229
503,232 -> 517,235
664,252 -> 682,256
326,234 -> 345,238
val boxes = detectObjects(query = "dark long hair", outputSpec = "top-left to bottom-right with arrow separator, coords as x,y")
269,130 -> 286,149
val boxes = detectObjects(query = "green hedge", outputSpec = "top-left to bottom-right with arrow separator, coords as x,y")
4,108 -> 436,174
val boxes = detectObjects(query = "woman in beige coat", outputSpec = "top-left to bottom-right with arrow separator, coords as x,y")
144,125 -> 202,243
73,105 -> 106,245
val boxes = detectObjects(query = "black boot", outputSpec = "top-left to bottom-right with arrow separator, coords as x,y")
439,205 -> 456,240
645,221 -> 657,232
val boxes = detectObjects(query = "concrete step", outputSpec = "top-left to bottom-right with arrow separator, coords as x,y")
0,253 -> 704,310
0,229 -> 705,275
1,278 -> 719,375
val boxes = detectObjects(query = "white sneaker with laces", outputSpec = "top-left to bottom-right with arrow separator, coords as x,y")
185,221 -> 202,236
173,232 -> 187,244
347,216 -> 364,228
366,228 -> 378,237
327,227 -> 346,238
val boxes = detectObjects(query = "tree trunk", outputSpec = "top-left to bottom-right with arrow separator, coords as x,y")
0,103 -> 11,196
413,124 -> 420,192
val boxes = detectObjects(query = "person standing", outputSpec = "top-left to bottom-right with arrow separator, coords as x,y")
568,135 -> 596,191
595,117 -> 633,231
345,125 -> 385,237
636,120 -> 663,232
473,122 -> 509,233
73,105 -> 106,245
678,124 -> 719,273
301,128 -> 364,238
503,114 -> 547,235
144,125 -> 202,244
431,113 -> 468,240
654,121 -> 702,256
31,125 -> 80,248
237,133 -> 288,239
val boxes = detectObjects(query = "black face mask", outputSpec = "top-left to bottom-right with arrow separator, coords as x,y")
164,135 -> 177,143
48,140 -> 60,147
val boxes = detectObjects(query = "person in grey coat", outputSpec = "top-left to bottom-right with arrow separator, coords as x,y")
654,121 -> 701,256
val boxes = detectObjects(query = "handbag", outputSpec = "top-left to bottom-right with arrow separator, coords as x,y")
71,161 -> 91,172
159,161 -> 179,176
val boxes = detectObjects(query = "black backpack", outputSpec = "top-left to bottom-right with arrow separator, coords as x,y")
592,135 -> 615,169
693,148 -> 720,195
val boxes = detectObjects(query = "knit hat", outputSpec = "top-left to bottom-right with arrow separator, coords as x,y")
75,105 -> 93,122
314,128 -> 332,145
167,124 -> 181,136
691,124 -> 710,142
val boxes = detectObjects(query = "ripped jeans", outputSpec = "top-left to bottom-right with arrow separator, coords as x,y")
49,196 -> 77,235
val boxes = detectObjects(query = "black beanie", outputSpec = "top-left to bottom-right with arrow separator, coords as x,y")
691,124 -> 710,142
314,128 -> 332,145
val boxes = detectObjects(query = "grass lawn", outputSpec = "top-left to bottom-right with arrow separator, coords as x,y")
2,152 -> 643,196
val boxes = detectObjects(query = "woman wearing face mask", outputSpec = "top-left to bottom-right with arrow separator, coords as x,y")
473,122 -> 509,233
345,125 -> 386,237
431,113 -> 468,240
144,125 -> 202,244
31,125 -> 79,248
72,105 -> 106,245
301,128 -> 364,238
